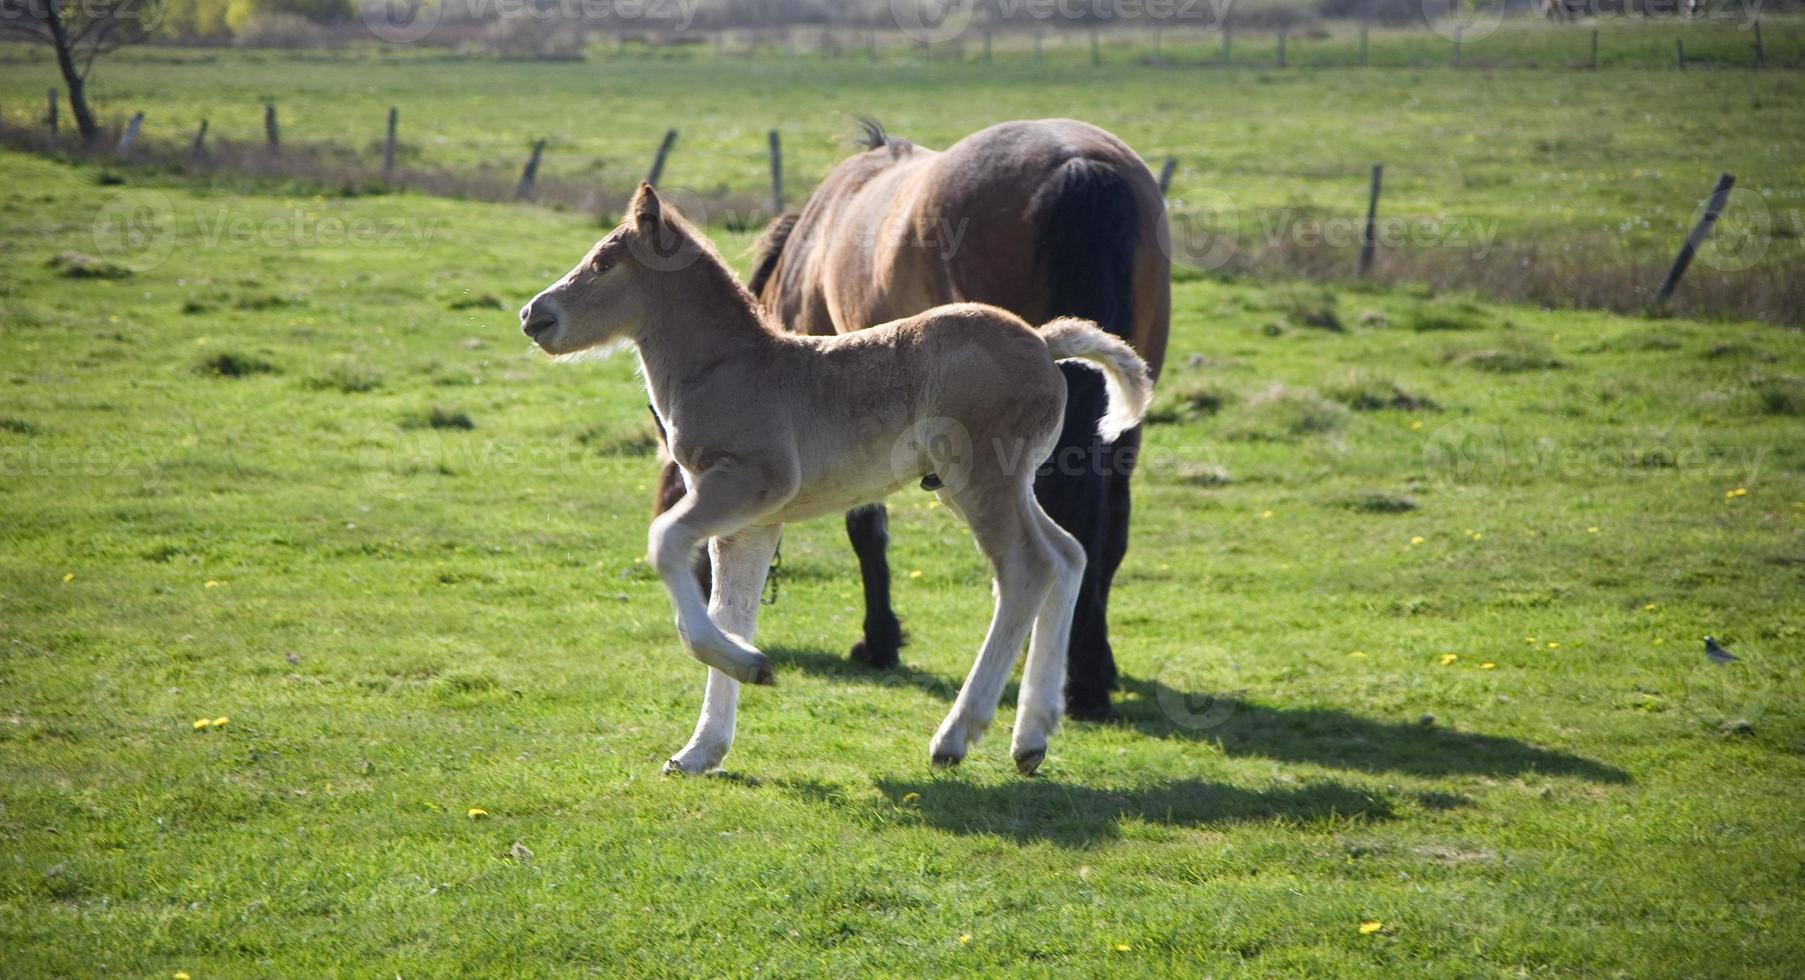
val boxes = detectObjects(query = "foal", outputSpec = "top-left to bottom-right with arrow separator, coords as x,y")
520,184 -> 1152,775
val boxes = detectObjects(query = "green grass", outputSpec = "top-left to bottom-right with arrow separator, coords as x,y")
3,149 -> 1805,975
3,22 -> 1802,280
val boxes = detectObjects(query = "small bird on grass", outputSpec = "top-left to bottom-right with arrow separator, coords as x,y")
1704,636 -> 1739,665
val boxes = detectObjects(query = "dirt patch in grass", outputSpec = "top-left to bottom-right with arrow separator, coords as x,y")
1445,338 -> 1563,373
195,352 -> 277,377
47,252 -> 132,279
1324,370 -> 1439,412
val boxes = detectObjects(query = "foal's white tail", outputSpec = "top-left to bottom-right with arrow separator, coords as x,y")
1039,317 -> 1154,442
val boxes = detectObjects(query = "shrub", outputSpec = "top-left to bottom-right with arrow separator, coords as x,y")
232,13 -> 328,49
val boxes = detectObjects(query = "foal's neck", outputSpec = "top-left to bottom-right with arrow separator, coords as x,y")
631,264 -> 776,421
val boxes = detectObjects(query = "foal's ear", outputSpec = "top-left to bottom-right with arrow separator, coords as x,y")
630,182 -> 662,236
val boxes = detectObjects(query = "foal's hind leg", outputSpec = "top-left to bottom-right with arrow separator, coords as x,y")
665,525 -> 781,775
929,488 -> 1058,768
1011,511 -> 1086,775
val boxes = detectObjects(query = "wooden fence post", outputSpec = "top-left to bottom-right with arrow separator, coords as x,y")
46,88 -> 57,143
1221,24 -> 1231,65
190,119 -> 208,158
1675,38 -> 1685,70
1656,172 -> 1735,304
982,21 -> 992,63
1091,26 -> 1100,66
1359,163 -> 1383,278
1752,17 -> 1764,68
515,138 -> 545,200
1157,156 -> 1177,197
1589,28 -> 1599,70
1451,26 -> 1462,67
264,103 -> 279,152
1277,28 -> 1286,68
768,130 -> 783,213
1359,20 -> 1369,66
1153,26 -> 1163,61
383,107 -> 398,179
867,28 -> 876,60
1034,28 -> 1043,62
646,128 -> 677,187
116,111 -> 143,155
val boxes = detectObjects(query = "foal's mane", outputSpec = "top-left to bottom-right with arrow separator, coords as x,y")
659,203 -> 778,333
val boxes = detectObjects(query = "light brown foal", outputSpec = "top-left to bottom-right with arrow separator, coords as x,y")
519,184 -> 1151,775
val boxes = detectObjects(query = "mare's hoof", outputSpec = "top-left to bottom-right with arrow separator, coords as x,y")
930,752 -> 963,769
1065,697 -> 1120,724
1013,748 -> 1046,777
850,637 -> 900,670
749,658 -> 776,686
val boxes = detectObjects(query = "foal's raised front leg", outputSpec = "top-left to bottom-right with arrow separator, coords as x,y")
665,525 -> 781,775
649,458 -> 795,685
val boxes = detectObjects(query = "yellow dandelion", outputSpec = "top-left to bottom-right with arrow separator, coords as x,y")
1409,420 -> 1424,431
1439,653 -> 1457,666
1409,535 -> 1425,545
1113,943 -> 1131,952
927,500 -> 940,509
174,973 -> 191,979
1547,642 -> 1559,650
901,792 -> 921,804
1725,487 -> 1747,500
958,932 -> 972,945
1653,638 -> 1665,646
1158,563 -> 1170,571
192,718 -> 209,731
467,807 -> 488,820
210,716 -> 228,729
909,570 -> 923,579
1469,531 -> 1483,541
204,580 -> 222,588
1644,603 -> 1657,611
1586,526 -> 1600,534
1480,662 -> 1496,670
1261,510 -> 1273,519
1359,921 -> 1384,935
1349,651 -> 1366,658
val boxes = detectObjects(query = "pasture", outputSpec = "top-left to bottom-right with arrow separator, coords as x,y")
3,29 -> 1805,976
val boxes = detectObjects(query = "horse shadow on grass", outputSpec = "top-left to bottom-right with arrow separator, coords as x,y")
844,776 -> 1398,847
771,646 -> 1629,786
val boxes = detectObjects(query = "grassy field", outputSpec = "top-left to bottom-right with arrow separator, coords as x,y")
3,22 -> 1803,325
3,147 -> 1803,974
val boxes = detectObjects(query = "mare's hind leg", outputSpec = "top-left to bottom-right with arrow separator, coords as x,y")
845,504 -> 903,669
929,486 -> 1058,768
665,525 -> 781,775
1011,511 -> 1086,775
1034,364 -> 1122,721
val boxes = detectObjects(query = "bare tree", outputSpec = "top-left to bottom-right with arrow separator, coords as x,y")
1,0 -> 158,141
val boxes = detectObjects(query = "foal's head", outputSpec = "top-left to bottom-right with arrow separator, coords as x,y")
520,183 -> 711,356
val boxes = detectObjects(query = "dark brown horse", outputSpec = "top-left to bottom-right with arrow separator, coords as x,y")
659,117 -> 1169,720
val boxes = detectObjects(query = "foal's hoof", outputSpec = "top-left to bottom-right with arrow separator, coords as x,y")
930,752 -> 963,769
1013,748 -> 1047,776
